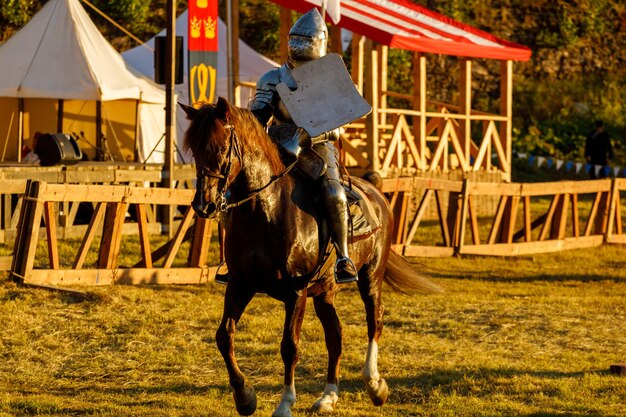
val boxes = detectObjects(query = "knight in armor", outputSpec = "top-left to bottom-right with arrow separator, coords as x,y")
248,8 -> 358,284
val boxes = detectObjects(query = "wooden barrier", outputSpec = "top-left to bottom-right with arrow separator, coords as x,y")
0,163 -> 196,243
10,180 -> 217,286
383,177 -> 626,257
5,177 -> 626,286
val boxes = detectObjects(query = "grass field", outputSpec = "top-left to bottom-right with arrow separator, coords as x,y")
1,244 -> 625,417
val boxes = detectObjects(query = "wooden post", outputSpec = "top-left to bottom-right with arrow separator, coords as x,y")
412,52 -> 427,170
350,34 -> 365,94
457,179 -> 471,253
364,39 -> 379,170
330,25 -> 342,55
279,8 -> 291,64
500,60 -> 513,182
378,45 -> 388,127
98,202 -> 129,270
459,58 -> 472,169
11,180 -> 44,282
605,178 -> 618,242
190,218 -> 212,267
162,0 -> 177,237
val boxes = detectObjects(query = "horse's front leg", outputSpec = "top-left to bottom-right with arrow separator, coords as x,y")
216,282 -> 256,416
272,290 -> 307,417
310,292 -> 342,413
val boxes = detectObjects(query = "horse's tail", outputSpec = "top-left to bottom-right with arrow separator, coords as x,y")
384,249 -> 443,294
360,170 -> 441,294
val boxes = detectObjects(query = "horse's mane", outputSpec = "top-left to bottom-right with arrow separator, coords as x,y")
230,106 -> 285,174
183,101 -> 284,175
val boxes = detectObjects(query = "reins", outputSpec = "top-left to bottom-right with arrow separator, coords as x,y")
201,121 -> 297,213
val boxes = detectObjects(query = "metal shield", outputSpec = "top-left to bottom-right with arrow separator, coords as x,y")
276,53 -> 372,137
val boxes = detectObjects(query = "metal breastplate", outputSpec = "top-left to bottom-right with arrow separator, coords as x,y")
273,65 -> 296,125
274,99 -> 293,125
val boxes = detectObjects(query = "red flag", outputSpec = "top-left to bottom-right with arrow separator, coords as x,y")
188,0 -> 218,105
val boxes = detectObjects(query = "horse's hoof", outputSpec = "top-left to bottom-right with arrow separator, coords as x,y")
311,389 -> 338,414
233,384 -> 257,416
366,377 -> 389,406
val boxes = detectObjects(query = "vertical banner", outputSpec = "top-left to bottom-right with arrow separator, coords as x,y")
188,0 -> 218,106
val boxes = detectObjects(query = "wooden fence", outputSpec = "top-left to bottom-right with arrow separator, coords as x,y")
4,177 -> 625,287
384,177 -> 626,257
10,180 -> 216,287
0,163 -> 195,243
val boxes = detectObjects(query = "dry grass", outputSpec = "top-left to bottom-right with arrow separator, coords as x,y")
1,243 -> 625,416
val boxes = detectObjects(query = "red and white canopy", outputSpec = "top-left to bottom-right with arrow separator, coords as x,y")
269,0 -> 532,61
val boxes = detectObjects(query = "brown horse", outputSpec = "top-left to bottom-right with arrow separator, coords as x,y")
181,97 -> 440,417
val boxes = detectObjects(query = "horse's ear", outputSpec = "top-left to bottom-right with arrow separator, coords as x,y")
215,96 -> 230,122
178,102 -> 199,120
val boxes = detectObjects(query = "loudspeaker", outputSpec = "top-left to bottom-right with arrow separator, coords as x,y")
35,133 -> 83,166
154,36 -> 184,84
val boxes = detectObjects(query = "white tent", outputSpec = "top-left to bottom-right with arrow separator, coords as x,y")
0,0 -> 170,163
122,10 -> 279,143
123,10 -> 279,106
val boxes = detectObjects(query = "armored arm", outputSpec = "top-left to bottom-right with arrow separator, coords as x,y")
248,68 -> 282,127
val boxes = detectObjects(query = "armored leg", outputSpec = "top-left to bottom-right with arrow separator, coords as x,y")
320,176 -> 358,284
282,127 -> 312,159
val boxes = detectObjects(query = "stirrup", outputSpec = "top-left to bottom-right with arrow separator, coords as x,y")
335,257 -> 358,284
214,261 -> 229,285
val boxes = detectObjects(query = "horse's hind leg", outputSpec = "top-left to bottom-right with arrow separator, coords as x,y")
272,291 -> 307,417
216,283 -> 256,416
310,292 -> 342,413
357,270 -> 389,406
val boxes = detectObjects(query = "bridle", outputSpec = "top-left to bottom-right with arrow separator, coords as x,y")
197,121 -> 242,213
197,120 -> 298,213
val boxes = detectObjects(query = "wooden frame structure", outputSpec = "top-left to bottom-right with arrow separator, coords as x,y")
10,180 -> 216,286
4,177 -> 625,284
340,39 -> 514,181
268,11 -> 517,182
383,177 -> 626,257
0,163 -> 195,244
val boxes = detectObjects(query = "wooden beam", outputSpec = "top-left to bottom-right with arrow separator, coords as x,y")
459,58 -> 472,165
460,236 -> 604,256
44,202 -> 59,269
413,53 -> 427,169
190,218 -> 212,267
163,206 -> 196,268
136,203 -> 153,268
279,8 -> 291,64
97,202 -> 128,269
24,267 -> 217,286
73,202 -> 106,269
500,60 -> 513,182
364,39 -> 379,170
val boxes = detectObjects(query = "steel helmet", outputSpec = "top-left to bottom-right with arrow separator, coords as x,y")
287,8 -> 328,65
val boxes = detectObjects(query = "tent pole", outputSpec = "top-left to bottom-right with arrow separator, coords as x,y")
57,99 -> 64,133
226,0 -> 233,102
17,98 -> 24,163
163,0 -> 176,237
134,99 -> 140,161
96,100 -> 102,160
232,0 -> 240,106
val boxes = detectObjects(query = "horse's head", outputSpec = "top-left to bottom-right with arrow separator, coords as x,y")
181,97 -> 242,219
